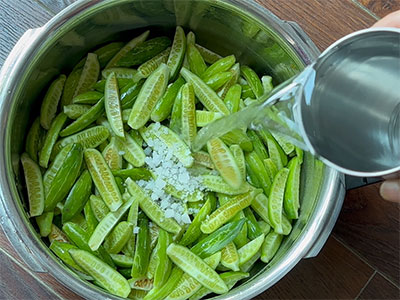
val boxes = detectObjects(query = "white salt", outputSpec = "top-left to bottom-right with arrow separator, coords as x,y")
137,135 -> 207,225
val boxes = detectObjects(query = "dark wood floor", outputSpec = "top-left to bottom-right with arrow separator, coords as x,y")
0,0 -> 399,299
257,183 -> 400,299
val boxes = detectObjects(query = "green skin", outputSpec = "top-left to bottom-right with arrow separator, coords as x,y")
179,196 -> 212,246
118,268 -> 132,279
131,213 -> 151,279
204,72 -> 233,91
112,168 -> 152,181
36,212 -> 54,237
195,44 -> 222,64
62,222 -> 94,252
261,232 -> 283,263
104,221 -> 133,254
284,157 -> 301,219
268,168 -> 290,234
84,148 -> 123,212
49,241 -> 86,273
64,104 -> 91,120
151,77 -> 185,122
218,63 -> 240,101
73,42 -> 125,70
180,67 -> 230,116
60,98 -> 105,137
263,158 -> 278,183
44,143 -> 83,212
95,42 -> 126,68
169,85 -> 183,134
110,254 -> 134,268
233,219 -> 248,249
129,129 -> 143,146
116,37 -> 171,67
241,65 -> 264,98
84,201 -> 98,236
201,55 -> 236,81
72,91 -> 103,105
25,117 -> 44,162
191,271 -> 249,300
251,193 -> 270,225
224,84 -> 241,113
220,129 -> 253,152
257,130 -> 288,169
40,75 -> 67,130
120,79 -> 144,109
153,229 -> 172,288
102,68 -> 138,80
114,176 -> 125,194
104,72 -> 124,138
247,130 -> 269,161
62,170 -> 92,223
61,68 -> 82,107
241,84 -> 255,99
243,207 -> 263,240
217,195 -> 248,248
191,219 -> 246,258
62,222 -> 115,268
143,267 -> 184,300
187,43 -> 207,77
93,78 -> 132,93
245,151 -> 272,195
39,112 -> 68,168
44,144 -> 74,194
53,126 -> 110,159
89,195 -> 110,222
167,27 -> 187,80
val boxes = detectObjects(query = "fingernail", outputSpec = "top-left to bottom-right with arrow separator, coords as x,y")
380,180 -> 400,202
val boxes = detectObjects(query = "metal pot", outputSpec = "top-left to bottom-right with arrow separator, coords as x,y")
0,0 -> 345,299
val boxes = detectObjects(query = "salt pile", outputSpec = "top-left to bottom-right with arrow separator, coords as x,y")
137,123 -> 205,225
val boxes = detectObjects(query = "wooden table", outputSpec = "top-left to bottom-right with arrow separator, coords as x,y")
0,0 -> 399,299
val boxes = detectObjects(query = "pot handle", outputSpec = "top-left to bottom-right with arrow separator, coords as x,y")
0,27 -> 49,273
0,27 -> 43,77
345,176 -> 383,190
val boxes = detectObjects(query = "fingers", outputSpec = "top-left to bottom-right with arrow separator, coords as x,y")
372,10 -> 400,28
372,10 -> 400,202
380,179 -> 400,203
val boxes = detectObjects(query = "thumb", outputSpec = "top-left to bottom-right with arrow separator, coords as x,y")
372,10 -> 400,28
380,179 -> 400,203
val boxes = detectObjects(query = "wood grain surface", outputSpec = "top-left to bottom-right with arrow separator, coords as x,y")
0,249 -> 61,300
256,237 -> 375,299
358,272 -> 400,299
36,0 -> 77,14
0,0 -> 399,299
257,0 -> 378,51
334,183 -> 400,284
0,0 -> 52,67
357,0 -> 400,17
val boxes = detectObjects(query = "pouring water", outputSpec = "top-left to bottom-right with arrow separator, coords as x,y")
193,28 -> 400,177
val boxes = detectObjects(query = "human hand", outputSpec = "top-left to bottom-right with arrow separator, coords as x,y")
372,10 -> 400,203
372,10 -> 400,28
380,174 -> 400,203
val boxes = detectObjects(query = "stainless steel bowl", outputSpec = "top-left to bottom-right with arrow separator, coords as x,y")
0,1 -> 345,299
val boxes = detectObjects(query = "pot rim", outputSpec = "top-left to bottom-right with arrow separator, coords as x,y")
0,1 -> 344,299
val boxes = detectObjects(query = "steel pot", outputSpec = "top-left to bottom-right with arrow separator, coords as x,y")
0,0 -> 345,299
